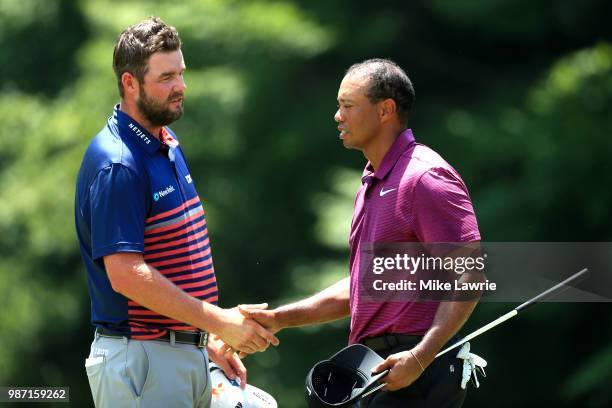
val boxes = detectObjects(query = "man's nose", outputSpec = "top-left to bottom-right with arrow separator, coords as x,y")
334,109 -> 343,123
175,75 -> 186,93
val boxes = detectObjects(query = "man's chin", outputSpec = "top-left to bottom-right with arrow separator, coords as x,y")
138,100 -> 183,127
341,138 -> 358,150
164,106 -> 184,124
171,108 -> 183,120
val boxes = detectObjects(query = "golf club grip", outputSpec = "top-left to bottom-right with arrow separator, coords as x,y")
515,268 -> 589,313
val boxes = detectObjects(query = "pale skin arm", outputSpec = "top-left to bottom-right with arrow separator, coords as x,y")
103,253 -> 279,355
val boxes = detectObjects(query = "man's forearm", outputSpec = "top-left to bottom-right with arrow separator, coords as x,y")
414,243 -> 484,365
414,298 -> 478,366
104,253 -> 225,333
275,276 -> 351,328
104,252 -> 280,354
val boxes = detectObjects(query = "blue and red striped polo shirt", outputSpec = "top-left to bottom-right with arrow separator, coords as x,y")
75,105 -> 218,339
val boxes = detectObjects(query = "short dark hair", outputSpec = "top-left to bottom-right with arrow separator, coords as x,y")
112,17 -> 182,98
345,58 -> 415,125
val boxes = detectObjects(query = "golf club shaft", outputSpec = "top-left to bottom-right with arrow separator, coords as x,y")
437,267 -> 588,357
364,314 -> 517,398
436,310 -> 517,357
364,267 -> 589,397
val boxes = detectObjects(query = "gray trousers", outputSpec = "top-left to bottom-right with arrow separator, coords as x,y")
85,333 -> 211,408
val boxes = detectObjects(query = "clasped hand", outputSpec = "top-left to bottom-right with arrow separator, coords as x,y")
216,303 -> 280,356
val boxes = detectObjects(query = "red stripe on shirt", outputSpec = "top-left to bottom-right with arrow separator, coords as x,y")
148,247 -> 211,268
146,196 -> 200,223
177,276 -> 217,290
128,309 -> 159,315
187,286 -> 218,298
143,238 -> 210,261
154,258 -> 213,274
169,269 -> 215,284
144,219 -> 207,244
199,295 -> 218,304
166,325 -> 197,331
145,209 -> 204,235
145,229 -> 208,251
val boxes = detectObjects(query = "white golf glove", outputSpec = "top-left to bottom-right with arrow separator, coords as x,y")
456,342 -> 487,389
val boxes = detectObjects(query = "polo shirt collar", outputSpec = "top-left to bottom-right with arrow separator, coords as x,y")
110,104 -> 163,155
362,128 -> 416,183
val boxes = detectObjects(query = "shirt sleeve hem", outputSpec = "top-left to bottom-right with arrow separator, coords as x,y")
93,243 -> 144,260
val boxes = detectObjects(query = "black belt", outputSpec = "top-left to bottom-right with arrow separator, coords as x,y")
96,327 -> 208,348
360,334 -> 423,353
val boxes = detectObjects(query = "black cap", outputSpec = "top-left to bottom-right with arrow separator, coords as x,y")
305,344 -> 389,408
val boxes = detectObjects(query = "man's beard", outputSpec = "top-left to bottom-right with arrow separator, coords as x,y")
137,87 -> 184,127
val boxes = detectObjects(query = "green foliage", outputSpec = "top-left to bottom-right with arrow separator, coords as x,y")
0,0 -> 611,406
0,0 -> 89,95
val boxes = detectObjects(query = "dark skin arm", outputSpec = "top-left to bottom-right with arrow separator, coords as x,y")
238,276 -> 351,333
371,243 -> 483,390
371,285 -> 478,390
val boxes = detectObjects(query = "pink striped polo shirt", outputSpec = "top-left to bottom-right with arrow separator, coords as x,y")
348,129 -> 480,344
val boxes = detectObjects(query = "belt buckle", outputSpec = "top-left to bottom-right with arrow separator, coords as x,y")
198,332 -> 208,348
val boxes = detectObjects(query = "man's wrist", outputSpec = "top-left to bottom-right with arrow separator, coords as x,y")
199,302 -> 226,334
271,307 -> 288,330
413,340 -> 443,368
409,350 -> 425,372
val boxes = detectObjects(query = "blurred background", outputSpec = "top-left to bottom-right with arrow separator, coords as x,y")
0,0 -> 611,406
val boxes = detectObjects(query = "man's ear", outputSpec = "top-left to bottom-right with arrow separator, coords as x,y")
121,72 -> 139,98
379,98 -> 398,123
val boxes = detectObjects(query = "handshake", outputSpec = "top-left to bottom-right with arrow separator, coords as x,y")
216,303 -> 282,355
206,303 -> 283,387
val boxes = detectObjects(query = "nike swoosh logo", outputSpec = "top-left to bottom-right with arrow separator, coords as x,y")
379,187 -> 397,197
